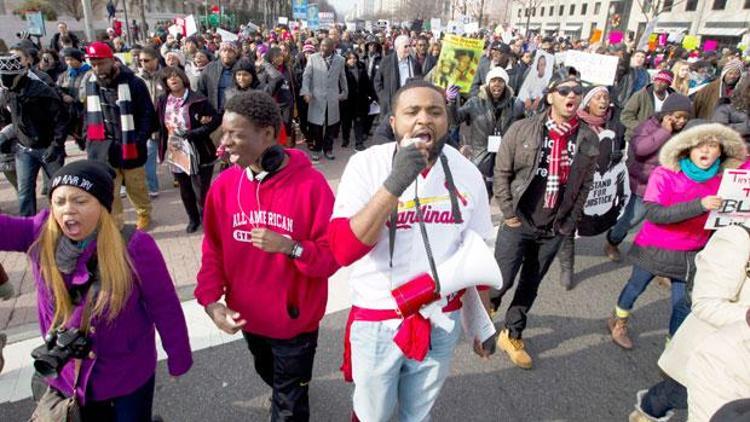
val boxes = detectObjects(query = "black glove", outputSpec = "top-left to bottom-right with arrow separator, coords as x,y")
42,144 -> 64,163
383,142 -> 427,197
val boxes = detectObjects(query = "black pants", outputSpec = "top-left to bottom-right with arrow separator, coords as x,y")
80,375 -> 155,421
340,106 -> 366,147
174,165 -> 213,225
296,97 -> 312,141
242,330 -> 318,422
492,223 -> 564,338
309,118 -> 340,154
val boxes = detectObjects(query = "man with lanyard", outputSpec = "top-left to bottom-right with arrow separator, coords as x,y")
328,79 -> 496,421
491,75 -> 600,369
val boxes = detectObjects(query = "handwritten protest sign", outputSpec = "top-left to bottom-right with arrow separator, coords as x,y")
433,34 -> 484,93
703,39 -> 718,52
609,31 -> 624,44
517,51 -> 554,102
185,15 -> 198,37
563,50 -> 619,86
590,29 -> 602,44
682,35 -> 700,51
705,169 -> 750,229
293,0 -> 308,20
464,22 -> 479,34
216,28 -> 238,42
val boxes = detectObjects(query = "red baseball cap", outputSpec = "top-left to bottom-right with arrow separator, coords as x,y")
85,42 -> 114,59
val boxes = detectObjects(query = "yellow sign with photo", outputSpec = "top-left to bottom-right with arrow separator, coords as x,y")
433,34 -> 484,94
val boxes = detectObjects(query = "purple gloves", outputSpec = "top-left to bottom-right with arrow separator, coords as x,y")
445,85 -> 460,102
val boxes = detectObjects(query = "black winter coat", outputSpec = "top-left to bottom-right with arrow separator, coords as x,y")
4,76 -> 67,150
373,52 -> 422,117
343,61 -> 374,116
155,90 -> 221,167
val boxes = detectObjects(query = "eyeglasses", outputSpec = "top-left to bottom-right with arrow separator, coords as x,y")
553,85 -> 584,96
139,58 -> 152,63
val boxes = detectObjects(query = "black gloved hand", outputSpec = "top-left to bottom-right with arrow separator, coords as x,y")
42,144 -> 64,163
383,141 -> 427,197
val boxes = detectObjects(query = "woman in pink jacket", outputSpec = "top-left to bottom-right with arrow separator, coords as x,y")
607,121 -> 746,350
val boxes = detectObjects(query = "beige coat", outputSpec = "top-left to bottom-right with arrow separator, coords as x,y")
686,321 -> 750,421
659,225 -> 750,386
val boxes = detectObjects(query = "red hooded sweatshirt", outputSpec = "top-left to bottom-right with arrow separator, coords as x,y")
195,149 -> 339,339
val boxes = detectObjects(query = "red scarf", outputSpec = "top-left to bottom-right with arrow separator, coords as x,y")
543,116 -> 579,209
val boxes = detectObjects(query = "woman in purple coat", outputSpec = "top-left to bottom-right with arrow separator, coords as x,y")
0,160 -> 192,421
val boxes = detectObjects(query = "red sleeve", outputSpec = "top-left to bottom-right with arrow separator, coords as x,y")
327,217 -> 375,267
291,177 -> 340,278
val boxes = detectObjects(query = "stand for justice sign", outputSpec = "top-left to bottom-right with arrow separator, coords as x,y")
705,169 -> 750,230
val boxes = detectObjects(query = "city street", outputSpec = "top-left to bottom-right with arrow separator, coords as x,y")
0,141 -> 685,421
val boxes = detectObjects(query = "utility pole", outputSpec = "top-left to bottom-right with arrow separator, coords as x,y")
81,0 -> 94,42
140,0 -> 148,42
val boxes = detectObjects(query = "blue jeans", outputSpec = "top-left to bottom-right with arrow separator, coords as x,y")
80,375 -> 155,421
617,265 -> 690,336
145,138 -> 159,193
350,311 -> 462,421
607,194 -> 646,245
15,147 -> 63,216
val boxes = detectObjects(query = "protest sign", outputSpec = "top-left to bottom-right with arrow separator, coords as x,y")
446,21 -> 464,35
590,29 -> 602,44
279,17 -> 289,25
658,33 -> 667,46
579,130 -> 631,236
682,35 -> 700,51
518,51 -> 554,101
185,15 -> 198,36
319,12 -> 334,27
307,4 -> 320,29
216,28 -> 238,42
563,50 -> 619,86
26,11 -> 45,37
431,18 -> 442,37
703,39 -> 718,52
114,52 -> 133,66
609,31 -> 624,44
293,0 -> 308,20
554,51 -> 567,66
464,22 -> 479,34
705,169 -> 750,229
648,34 -> 658,51
433,34 -> 484,93
168,24 -> 181,37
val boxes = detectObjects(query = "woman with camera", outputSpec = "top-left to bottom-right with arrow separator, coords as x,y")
0,160 -> 192,421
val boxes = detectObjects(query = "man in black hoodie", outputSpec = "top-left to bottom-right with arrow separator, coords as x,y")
0,54 -> 67,216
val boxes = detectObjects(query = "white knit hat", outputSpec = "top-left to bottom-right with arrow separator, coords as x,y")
0,54 -> 26,75
485,66 -> 509,85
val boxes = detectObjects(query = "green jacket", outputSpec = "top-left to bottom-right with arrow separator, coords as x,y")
620,84 -> 674,141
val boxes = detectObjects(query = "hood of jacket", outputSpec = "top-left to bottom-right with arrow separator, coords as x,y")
659,123 -> 746,171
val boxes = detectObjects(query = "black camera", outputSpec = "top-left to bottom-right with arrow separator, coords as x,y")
31,328 -> 91,378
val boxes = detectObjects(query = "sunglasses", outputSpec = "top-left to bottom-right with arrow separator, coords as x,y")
553,85 -> 584,96
139,58 -> 152,63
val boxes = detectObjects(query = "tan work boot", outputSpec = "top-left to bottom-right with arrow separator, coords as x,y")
497,329 -> 533,369
604,240 -> 621,262
608,316 -> 634,349
136,215 -> 151,231
654,276 -> 671,289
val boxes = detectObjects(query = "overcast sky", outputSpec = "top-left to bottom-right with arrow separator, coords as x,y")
328,0 -> 352,16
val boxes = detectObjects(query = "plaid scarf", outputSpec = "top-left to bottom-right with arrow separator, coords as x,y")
543,116 -> 579,209
85,73 -> 138,161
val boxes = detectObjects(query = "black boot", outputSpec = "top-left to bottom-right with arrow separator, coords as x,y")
558,235 -> 575,291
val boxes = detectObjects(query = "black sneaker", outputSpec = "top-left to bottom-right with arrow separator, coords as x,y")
341,140 -> 350,148
186,221 -> 201,234
324,151 -> 335,160
311,152 -> 320,162
355,143 -> 366,151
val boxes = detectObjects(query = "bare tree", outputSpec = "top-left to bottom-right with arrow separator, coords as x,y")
58,0 -> 106,21
634,0 -> 689,23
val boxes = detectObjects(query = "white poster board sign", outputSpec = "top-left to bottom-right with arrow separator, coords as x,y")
464,22 -> 479,34
278,16 -> 289,25
168,24 -> 181,37
216,28 -> 239,42
705,169 -> 750,230
554,51 -> 567,66
563,50 -> 619,86
185,15 -> 198,37
346,22 -> 356,32
431,18 -> 441,33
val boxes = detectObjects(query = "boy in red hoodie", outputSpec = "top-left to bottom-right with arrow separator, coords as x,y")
195,91 -> 339,421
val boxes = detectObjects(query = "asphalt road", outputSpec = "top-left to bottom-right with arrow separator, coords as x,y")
0,231 -> 688,422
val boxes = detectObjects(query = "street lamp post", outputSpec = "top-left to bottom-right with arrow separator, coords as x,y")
81,0 -> 94,42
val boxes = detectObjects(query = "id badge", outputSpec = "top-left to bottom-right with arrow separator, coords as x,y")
487,135 -> 502,153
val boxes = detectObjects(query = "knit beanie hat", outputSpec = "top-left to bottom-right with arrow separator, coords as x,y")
0,54 -> 26,75
579,85 -> 609,111
485,66 -> 509,85
661,93 -> 692,114
61,48 -> 84,63
653,70 -> 674,85
49,161 -> 116,212
722,59 -> 744,78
